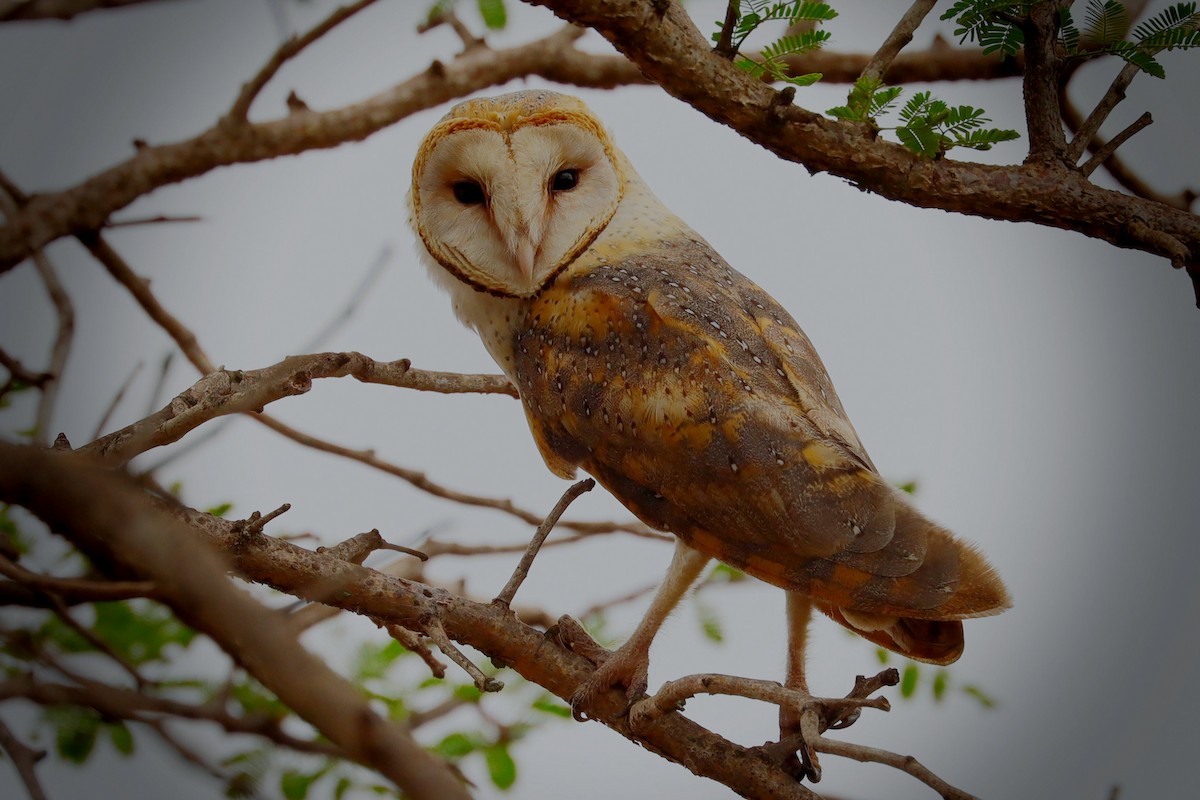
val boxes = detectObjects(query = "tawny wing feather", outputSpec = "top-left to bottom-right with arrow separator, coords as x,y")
515,237 -> 1006,623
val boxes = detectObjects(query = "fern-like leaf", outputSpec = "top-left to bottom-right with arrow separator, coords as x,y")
1083,0 -> 1130,47
952,127 -> 1021,150
1132,1 -> 1199,42
1059,7 -> 1081,52
1110,41 -> 1167,77
896,123 -> 943,157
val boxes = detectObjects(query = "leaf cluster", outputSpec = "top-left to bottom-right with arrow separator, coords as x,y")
828,77 -> 1020,158
942,0 -> 1200,77
1060,1 -> 1200,78
711,1 -> 838,87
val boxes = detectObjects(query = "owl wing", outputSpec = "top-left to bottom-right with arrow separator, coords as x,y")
515,238 -> 987,620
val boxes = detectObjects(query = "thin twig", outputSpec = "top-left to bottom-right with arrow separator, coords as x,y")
424,617 -> 503,693
0,346 -> 51,387
0,715 -> 48,800
84,232 -> 216,372
629,672 -> 888,731
418,7 -> 485,51
317,529 -> 428,565
1079,111 -> 1152,177
858,0 -> 938,85
384,622 -> 446,679
494,478 -> 595,607
226,0 -> 382,122
104,214 -> 202,228
0,552 -> 158,602
297,243 -> 394,353
46,594 -> 153,688
1064,60 -> 1141,164
813,735 -> 979,800
713,0 -> 739,58
0,0 -> 163,22
30,251 -> 74,447
92,358 -> 144,439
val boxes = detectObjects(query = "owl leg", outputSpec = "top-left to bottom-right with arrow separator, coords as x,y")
568,538 -> 709,718
777,592 -> 820,779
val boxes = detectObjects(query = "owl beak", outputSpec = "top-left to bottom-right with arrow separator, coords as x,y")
514,237 -> 537,282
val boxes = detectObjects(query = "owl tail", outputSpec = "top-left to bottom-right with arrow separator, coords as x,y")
817,498 -> 1010,665
820,605 -> 966,664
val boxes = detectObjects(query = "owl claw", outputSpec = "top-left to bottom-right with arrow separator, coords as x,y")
568,644 -> 651,722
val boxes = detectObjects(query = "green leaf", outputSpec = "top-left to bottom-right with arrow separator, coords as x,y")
1059,7 -> 1081,53
874,647 -> 890,664
932,669 -> 948,702
432,732 -> 478,759
531,695 -> 572,718
334,776 -> 354,800
0,504 -> 27,555
207,502 -> 233,517
707,563 -> 746,582
355,639 -> 408,682
476,0 -> 507,30
896,480 -> 918,495
453,683 -> 484,703
107,721 -> 135,755
696,603 -> 724,643
900,663 -> 919,698
49,706 -> 101,763
90,600 -> 197,665
281,770 -> 317,800
962,683 -> 997,708
1128,1 -> 1195,42
896,123 -> 943,157
1083,0 -> 1130,47
484,743 -> 517,790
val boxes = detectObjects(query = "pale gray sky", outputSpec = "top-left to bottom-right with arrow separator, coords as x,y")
2,2 -> 1198,799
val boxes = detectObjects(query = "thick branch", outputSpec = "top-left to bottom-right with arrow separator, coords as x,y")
0,443 -> 470,800
528,0 -> 1199,279
0,0 -> 168,21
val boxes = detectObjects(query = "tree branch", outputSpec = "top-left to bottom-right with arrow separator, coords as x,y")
0,0 -> 169,22
527,0 -> 1200,288
0,716 -> 48,800
225,0 -> 383,123
858,0 -> 938,86
0,442 -> 470,800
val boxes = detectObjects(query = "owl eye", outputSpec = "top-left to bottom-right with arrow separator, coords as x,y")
550,168 -> 579,193
452,180 -> 486,206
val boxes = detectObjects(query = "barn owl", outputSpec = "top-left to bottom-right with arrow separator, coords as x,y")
408,90 -> 1009,758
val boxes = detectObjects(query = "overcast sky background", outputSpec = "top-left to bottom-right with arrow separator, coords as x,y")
2,1 -> 1199,798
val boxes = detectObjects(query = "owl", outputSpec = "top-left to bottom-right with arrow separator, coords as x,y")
408,90 -> 1009,739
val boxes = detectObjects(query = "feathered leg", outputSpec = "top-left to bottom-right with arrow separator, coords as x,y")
568,538 -> 709,716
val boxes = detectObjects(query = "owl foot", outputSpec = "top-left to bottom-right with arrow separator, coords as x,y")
551,615 -> 650,721
758,670 -> 899,783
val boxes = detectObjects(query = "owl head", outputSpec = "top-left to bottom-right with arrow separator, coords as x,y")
408,90 -> 626,298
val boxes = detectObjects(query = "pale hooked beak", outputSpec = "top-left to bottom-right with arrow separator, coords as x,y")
514,237 -> 537,282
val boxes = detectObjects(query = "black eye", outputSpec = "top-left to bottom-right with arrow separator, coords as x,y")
550,168 -> 579,193
452,180 -> 485,206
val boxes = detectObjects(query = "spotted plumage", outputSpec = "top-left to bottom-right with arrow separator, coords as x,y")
408,91 -> 1008,708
